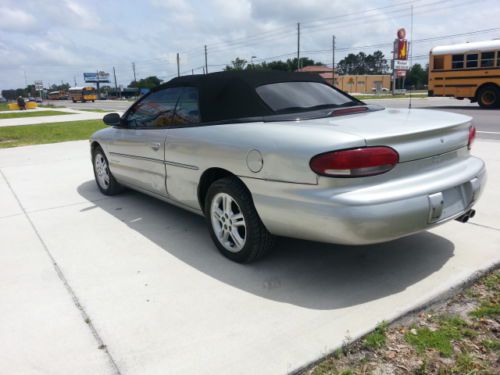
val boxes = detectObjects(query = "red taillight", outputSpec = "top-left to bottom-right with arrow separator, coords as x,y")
468,126 -> 476,150
310,147 -> 399,177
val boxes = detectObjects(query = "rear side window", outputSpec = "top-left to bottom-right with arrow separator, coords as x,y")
481,51 -> 495,67
451,54 -> 464,69
466,54 -> 478,68
433,55 -> 444,70
126,88 -> 182,128
256,82 -> 353,113
172,87 -> 200,125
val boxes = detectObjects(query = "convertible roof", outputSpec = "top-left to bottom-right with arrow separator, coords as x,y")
157,71 -> 328,123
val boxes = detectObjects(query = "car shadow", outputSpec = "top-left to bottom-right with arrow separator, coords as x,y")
77,180 -> 455,310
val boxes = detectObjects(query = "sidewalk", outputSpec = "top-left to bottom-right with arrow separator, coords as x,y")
0,107 -> 123,127
0,140 -> 498,375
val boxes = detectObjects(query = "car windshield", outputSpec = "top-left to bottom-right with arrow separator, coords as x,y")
256,81 -> 358,114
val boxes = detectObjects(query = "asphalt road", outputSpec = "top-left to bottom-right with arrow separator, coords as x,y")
363,96 -> 500,141
50,96 -> 499,140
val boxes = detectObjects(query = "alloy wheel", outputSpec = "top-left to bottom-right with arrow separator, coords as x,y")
210,192 -> 246,252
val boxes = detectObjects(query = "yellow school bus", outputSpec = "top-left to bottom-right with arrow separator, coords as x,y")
68,86 -> 97,103
428,40 -> 500,108
48,90 -> 68,100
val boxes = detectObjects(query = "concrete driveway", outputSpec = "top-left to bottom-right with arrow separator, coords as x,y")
1,140 -> 499,375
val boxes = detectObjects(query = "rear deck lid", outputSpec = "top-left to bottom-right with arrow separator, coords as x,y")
306,108 -> 472,162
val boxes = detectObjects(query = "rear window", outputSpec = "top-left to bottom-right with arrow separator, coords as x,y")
256,82 -> 353,113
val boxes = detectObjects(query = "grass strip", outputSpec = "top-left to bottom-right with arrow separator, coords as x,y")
0,110 -> 73,119
0,119 -> 105,148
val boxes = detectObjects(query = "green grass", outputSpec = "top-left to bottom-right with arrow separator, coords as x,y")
405,316 -> 470,357
482,273 -> 500,291
0,110 -> 73,119
363,321 -> 388,350
78,109 -> 113,113
481,338 -> 500,353
39,104 -> 59,108
469,300 -> 500,319
354,93 -> 428,100
0,103 -> 10,111
0,119 -> 105,148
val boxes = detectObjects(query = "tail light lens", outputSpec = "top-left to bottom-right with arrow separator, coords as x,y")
468,126 -> 476,150
310,146 -> 399,177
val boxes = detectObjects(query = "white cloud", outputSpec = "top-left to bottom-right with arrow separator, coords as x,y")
1,0 -> 500,89
0,6 -> 37,32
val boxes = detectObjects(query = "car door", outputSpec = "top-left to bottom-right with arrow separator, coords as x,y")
163,86 -> 204,208
107,87 -> 183,197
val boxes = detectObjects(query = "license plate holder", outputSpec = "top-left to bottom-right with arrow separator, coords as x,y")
440,186 -> 467,220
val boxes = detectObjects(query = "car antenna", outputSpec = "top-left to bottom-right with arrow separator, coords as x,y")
408,5 -> 414,110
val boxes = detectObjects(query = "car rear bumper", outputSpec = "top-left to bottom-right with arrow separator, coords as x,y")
241,154 -> 486,245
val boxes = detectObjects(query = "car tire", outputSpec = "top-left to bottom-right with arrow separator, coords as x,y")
477,85 -> 500,108
205,176 -> 275,263
92,146 -> 124,195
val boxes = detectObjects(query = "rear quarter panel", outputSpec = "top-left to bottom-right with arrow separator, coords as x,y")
163,122 -> 365,209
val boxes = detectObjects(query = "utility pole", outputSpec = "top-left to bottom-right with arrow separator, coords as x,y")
392,41 -> 397,95
176,53 -> 180,77
132,62 -> 137,83
73,75 -> 77,86
297,22 -> 301,70
204,45 -> 208,74
113,66 -> 118,99
96,69 -> 101,100
332,35 -> 336,86
24,71 -> 28,86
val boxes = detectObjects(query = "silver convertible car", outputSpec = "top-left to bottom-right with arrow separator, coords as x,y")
90,71 -> 486,262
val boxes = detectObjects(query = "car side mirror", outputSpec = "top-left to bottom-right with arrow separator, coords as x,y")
103,113 -> 122,126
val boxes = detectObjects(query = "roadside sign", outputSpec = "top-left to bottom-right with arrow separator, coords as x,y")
393,60 -> 410,70
396,70 -> 407,77
34,80 -> 43,90
84,72 -> 110,83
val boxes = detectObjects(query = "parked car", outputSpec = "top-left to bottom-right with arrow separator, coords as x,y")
90,71 -> 485,263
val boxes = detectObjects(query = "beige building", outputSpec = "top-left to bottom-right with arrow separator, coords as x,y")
296,65 -> 391,94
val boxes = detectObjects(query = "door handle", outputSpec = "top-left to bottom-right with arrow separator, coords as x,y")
151,142 -> 161,151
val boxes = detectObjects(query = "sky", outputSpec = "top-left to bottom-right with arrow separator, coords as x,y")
0,0 -> 499,90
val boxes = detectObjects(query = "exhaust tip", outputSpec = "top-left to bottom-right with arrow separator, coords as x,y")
455,209 -> 476,223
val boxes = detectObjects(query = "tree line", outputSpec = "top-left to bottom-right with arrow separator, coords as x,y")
1,51 -> 429,99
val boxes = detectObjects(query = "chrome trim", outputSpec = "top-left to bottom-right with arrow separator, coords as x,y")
164,160 -> 199,170
109,152 -> 164,164
109,152 -> 199,170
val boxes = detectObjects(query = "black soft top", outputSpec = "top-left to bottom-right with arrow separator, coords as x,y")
155,71 -> 329,123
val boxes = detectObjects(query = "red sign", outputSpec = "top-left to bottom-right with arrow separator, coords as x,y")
396,70 -> 407,77
395,28 -> 408,60
397,40 -> 408,60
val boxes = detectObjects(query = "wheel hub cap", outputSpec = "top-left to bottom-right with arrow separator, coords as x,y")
95,153 -> 110,189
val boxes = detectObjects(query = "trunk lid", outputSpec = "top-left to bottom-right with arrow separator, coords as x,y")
305,107 -> 472,162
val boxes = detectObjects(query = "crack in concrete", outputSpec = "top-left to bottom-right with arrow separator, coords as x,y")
468,221 -> 500,232
0,169 -> 122,375
0,196 -> 112,220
